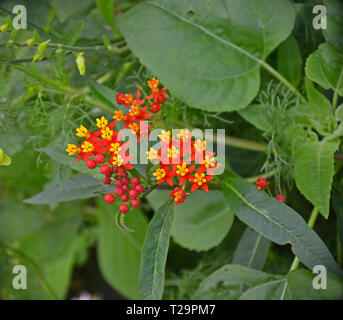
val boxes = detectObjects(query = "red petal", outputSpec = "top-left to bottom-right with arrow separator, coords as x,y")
201,184 -> 209,192
191,183 -> 199,192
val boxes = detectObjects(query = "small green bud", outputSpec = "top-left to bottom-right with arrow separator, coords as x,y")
0,23 -> 9,32
76,52 -> 86,76
0,148 -> 12,166
37,39 -> 51,57
26,37 -> 35,46
7,39 -> 14,46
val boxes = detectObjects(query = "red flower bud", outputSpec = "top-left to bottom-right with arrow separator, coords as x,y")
256,177 -> 268,190
150,102 -> 161,113
94,154 -> 105,164
122,184 -> 129,192
120,204 -> 129,214
131,177 -> 141,186
129,189 -> 138,199
114,187 -> 124,196
115,180 -> 123,188
104,194 -> 115,204
86,160 -> 97,169
103,176 -> 111,185
135,184 -> 144,194
122,177 -> 130,185
121,194 -> 129,202
276,194 -> 286,203
131,199 -> 141,208
100,164 -> 111,175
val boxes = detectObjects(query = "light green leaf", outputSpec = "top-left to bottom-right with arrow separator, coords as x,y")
41,146 -> 103,180
335,104 -> 343,122
305,81 -> 337,135
62,20 -> 84,45
118,0 -> 295,112
238,104 -> 271,131
222,177 -> 343,277
277,36 -> 302,87
139,199 -> 174,300
293,139 -> 339,218
194,264 -> 281,300
48,0 -> 93,23
97,200 -> 148,299
0,148 -> 12,166
96,0 -> 116,32
305,43 -> 343,97
239,278 -> 288,300
147,190 -> 234,251
232,228 -> 270,270
24,173 -> 110,205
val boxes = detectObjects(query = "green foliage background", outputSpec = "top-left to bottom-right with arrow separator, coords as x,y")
0,0 -> 343,300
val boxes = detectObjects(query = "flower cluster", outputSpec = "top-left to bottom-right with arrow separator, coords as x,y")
255,177 -> 286,203
114,77 -> 168,142
147,129 -> 220,206
66,116 -> 144,213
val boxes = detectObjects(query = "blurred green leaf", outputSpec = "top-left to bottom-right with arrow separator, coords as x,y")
62,21 -> 84,45
139,199 -> 174,300
97,200 -> 148,299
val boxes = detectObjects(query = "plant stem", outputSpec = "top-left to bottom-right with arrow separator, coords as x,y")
332,66 -> 343,110
289,207 -> 319,272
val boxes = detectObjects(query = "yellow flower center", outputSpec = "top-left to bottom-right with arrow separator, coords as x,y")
174,190 -> 183,202
112,154 -> 123,166
146,147 -> 159,160
113,110 -> 126,121
168,146 -> 179,159
129,105 -> 141,117
66,144 -> 80,156
96,116 -> 108,129
82,141 -> 94,153
177,129 -> 191,142
153,168 -> 166,180
194,139 -> 206,154
158,130 -> 170,144
101,127 -> 114,141
176,163 -> 188,176
128,123 -> 140,134
148,77 -> 159,92
110,142 -> 121,154
203,155 -> 216,168
194,173 -> 206,186
76,125 -> 89,138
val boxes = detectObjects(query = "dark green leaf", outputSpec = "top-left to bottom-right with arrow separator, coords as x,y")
62,21 -> 84,46
139,199 -> 174,300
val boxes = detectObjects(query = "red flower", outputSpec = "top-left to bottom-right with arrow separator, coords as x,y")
169,187 -> 187,205
256,177 -> 268,190
153,164 -> 175,186
188,167 -> 213,192
276,194 -> 286,203
116,89 -> 144,108
172,162 -> 195,185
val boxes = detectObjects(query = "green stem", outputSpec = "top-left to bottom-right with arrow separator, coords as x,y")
289,207 -> 319,272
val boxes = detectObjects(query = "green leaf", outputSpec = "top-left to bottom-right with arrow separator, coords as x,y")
222,177 -> 343,277
305,81 -> 337,135
293,139 -> 339,218
48,0 -> 93,23
0,147 -> 12,166
240,269 -> 343,300
238,104 -> 271,131
232,228 -> 270,270
139,199 -> 174,300
147,190 -> 234,251
62,21 -> 84,46
305,43 -> 343,97
24,173 -> 110,205
97,200 -> 148,299
96,0 -> 116,32
194,264 -> 281,300
41,146 -> 103,180
277,36 -> 302,87
323,0 -> 343,50
335,104 -> 343,122
118,0 -> 295,112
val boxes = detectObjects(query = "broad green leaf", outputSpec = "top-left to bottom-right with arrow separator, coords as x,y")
147,190 -> 234,251
194,264 -> 281,300
222,177 -> 343,277
42,147 -> 103,180
97,200 -> 148,299
305,43 -> 343,97
118,0 -> 295,112
277,36 -> 302,87
323,0 -> 343,50
238,104 -> 271,131
48,0 -> 93,23
305,81 -> 337,135
240,269 -> 343,300
24,173 -> 110,205
293,139 -> 339,218
139,199 -> 174,300
232,228 -> 270,270
62,21 -> 84,45
0,147 -> 11,166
